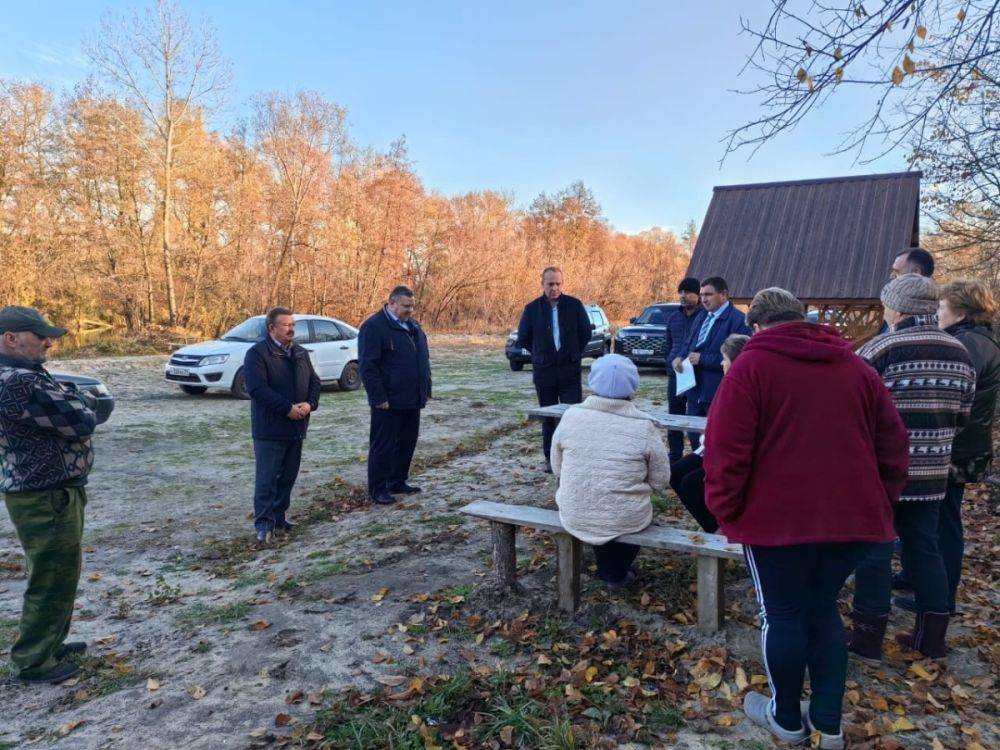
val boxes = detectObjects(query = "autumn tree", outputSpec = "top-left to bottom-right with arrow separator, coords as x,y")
87,0 -> 230,325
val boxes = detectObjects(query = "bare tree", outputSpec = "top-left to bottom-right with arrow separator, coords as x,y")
726,1 -> 999,160
86,0 -> 230,325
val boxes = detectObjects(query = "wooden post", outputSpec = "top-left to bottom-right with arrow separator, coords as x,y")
555,533 -> 581,613
696,556 -> 725,633
490,521 -> 518,591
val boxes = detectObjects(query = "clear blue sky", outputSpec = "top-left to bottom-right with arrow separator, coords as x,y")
0,0 -> 908,234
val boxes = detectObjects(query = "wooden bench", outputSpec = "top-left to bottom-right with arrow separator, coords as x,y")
527,403 -> 708,434
459,500 -> 743,633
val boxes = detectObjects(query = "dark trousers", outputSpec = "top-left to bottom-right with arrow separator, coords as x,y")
938,478 -> 966,612
685,398 -> 707,452
666,375 -> 696,461
368,407 -> 421,495
535,366 -> 583,462
854,501 -> 949,615
745,543 -> 872,735
253,439 -> 303,533
592,540 -> 640,583
669,453 -> 717,533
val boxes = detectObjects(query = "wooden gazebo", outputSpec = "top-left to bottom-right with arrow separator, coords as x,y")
686,171 -> 921,342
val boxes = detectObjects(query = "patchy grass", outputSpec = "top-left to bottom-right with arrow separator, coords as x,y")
175,600 -> 251,631
71,654 -> 142,698
420,513 -> 465,529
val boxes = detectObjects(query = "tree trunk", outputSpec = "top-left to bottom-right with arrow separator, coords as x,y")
162,131 -> 179,326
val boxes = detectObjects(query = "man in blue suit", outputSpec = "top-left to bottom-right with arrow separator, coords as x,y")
673,277 -> 750,448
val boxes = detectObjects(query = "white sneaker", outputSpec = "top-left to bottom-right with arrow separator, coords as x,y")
800,700 -> 846,750
743,692 -> 808,744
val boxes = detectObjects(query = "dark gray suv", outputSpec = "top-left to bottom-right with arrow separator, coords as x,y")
614,302 -> 681,367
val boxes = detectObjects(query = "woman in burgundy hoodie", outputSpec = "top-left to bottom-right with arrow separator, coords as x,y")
704,288 -> 908,748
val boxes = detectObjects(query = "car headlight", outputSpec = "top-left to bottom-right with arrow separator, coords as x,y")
507,334 -> 517,342
200,354 -> 229,366
90,384 -> 111,397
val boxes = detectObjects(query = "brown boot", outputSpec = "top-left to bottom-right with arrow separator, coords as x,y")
895,610 -> 949,658
847,610 -> 887,663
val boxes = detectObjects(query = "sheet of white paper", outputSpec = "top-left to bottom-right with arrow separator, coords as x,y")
675,358 -> 696,396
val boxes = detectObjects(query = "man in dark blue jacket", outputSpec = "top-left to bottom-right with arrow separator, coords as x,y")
664,277 -> 703,462
673,277 -> 750,444
244,307 -> 321,544
358,286 -> 432,505
516,267 -> 593,471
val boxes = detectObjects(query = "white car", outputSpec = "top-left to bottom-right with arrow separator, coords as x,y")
164,314 -> 362,398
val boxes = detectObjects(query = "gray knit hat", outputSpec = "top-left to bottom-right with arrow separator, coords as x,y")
880,273 -> 939,315
589,353 -> 640,399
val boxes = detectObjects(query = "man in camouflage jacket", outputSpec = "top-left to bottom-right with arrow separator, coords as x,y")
0,306 -> 97,683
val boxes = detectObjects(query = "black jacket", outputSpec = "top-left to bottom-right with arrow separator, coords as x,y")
358,307 -> 432,410
244,337 -> 321,441
516,295 -> 591,383
948,320 -> 1000,467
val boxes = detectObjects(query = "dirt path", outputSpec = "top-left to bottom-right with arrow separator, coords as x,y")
0,339 -> 996,749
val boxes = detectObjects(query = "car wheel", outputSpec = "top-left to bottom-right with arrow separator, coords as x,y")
338,361 -> 362,391
180,385 -> 207,395
604,341 -> 612,355
509,359 -> 524,371
231,368 -> 250,400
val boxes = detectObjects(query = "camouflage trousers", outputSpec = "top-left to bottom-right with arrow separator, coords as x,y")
3,486 -> 85,677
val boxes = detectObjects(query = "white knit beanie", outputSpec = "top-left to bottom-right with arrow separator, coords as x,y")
588,353 -> 640,399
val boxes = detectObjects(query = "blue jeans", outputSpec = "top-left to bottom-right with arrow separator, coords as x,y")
253,439 -> 303,533
854,501 -> 948,615
745,543 -> 873,735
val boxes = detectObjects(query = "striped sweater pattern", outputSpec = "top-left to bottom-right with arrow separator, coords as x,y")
857,316 -> 975,502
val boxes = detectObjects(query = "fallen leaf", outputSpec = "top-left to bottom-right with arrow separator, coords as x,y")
285,690 -> 304,704
499,725 -> 514,745
735,667 -> 749,691
715,714 -> 737,727
374,675 -> 407,687
371,587 -> 389,602
275,712 -> 291,727
59,720 -> 85,736
695,673 -> 722,691
585,666 -> 598,683
249,620 -> 271,631
249,728 -> 268,738
891,717 -> 915,732
308,690 -> 323,706
188,685 -> 207,700
146,678 -> 160,692
305,731 -> 324,742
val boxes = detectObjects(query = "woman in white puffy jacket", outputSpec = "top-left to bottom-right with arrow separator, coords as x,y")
551,354 -> 671,587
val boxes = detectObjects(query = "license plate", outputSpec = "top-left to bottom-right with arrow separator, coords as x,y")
633,349 -> 654,356
168,366 -> 190,376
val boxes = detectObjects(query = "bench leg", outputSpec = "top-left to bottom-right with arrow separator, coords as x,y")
490,521 -> 518,591
697,556 -> 725,634
555,533 -> 581,613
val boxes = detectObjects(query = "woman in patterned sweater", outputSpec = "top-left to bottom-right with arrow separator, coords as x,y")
850,274 -> 976,660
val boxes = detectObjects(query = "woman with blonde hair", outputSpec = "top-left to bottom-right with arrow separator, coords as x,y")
895,279 -> 1000,615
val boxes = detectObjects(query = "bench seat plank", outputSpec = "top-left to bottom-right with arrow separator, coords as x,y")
527,403 -> 708,434
459,500 -> 743,560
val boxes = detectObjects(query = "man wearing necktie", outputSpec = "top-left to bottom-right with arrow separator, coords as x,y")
516,267 -> 593,472
673,277 -> 750,449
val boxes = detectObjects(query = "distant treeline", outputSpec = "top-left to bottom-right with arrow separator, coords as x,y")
0,81 -> 692,336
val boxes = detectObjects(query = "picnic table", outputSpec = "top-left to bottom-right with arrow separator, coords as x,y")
527,402 -> 707,434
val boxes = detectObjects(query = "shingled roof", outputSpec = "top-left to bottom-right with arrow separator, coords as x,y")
686,171 -> 921,302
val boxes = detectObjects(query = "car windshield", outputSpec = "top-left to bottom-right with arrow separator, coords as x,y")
634,306 -> 669,325
220,317 -> 267,342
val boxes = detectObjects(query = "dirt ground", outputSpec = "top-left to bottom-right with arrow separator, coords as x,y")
0,337 -> 996,749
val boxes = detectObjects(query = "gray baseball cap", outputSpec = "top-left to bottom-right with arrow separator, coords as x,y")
0,306 -> 68,338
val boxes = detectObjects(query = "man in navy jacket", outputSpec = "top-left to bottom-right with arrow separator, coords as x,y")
516,267 -> 592,471
674,277 -> 750,443
244,307 -> 321,544
358,286 -> 432,505
664,277 -> 703,462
